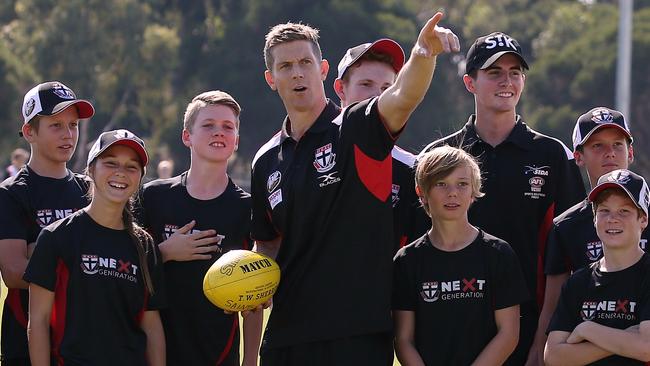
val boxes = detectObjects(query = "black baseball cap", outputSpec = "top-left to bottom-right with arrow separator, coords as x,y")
588,169 -> 650,216
87,129 -> 149,170
337,38 -> 405,80
465,32 -> 529,75
22,81 -> 94,124
572,107 -> 632,151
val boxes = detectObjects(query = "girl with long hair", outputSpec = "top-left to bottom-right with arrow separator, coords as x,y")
25,129 -> 165,366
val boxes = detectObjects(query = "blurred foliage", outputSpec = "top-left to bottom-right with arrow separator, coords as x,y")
0,0 -> 648,184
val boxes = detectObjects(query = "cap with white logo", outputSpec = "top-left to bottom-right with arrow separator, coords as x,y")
337,38 -> 405,80
87,129 -> 149,172
572,107 -> 632,151
465,32 -> 529,75
22,81 -> 94,124
588,169 -> 649,217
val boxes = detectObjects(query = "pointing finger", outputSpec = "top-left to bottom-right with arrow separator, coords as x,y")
422,12 -> 443,34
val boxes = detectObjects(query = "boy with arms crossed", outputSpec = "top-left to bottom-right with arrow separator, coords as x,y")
0,81 -> 94,366
545,169 -> 650,365
531,107 -> 647,364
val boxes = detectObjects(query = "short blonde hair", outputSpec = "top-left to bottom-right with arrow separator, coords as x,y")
264,22 -> 322,70
183,90 -> 241,132
416,145 -> 484,216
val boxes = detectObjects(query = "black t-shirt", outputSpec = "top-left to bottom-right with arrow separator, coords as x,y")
23,210 -> 165,366
139,173 -> 252,366
251,98 -> 396,348
548,253 -> 650,365
545,199 -> 650,274
393,230 -> 528,365
391,146 -> 429,251
421,116 -> 585,319
0,166 -> 89,360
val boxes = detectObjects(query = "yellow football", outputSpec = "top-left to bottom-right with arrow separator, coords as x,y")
203,250 -> 280,311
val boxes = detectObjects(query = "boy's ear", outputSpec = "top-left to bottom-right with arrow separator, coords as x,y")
574,150 -> 585,167
22,124 -> 36,142
181,129 -> 192,147
640,212 -> 648,229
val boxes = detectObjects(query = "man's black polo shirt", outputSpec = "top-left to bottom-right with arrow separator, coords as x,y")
391,146 -> 429,251
251,98 -> 395,349
545,199 -> 650,275
421,115 -> 585,316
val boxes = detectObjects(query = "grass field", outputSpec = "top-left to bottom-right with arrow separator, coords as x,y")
2,281 -> 400,365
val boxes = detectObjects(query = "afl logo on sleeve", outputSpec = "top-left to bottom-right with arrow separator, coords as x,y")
267,171 -> 282,193
391,184 -> 401,208
267,171 -> 284,209
313,143 -> 336,173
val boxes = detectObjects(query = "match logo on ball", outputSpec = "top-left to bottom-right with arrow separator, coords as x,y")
203,250 -> 281,312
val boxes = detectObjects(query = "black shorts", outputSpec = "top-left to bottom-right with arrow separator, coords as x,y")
260,332 -> 394,366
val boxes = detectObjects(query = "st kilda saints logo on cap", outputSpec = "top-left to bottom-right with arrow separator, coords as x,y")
483,33 -> 519,51
51,83 -> 75,100
591,108 -> 615,124
24,98 -> 36,117
607,169 -> 631,184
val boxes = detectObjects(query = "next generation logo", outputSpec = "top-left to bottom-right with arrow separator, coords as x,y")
581,299 -> 637,321
81,254 -> 139,283
420,278 -> 487,303
36,208 -> 77,227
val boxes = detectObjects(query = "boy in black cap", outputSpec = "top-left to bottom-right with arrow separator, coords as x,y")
333,38 -> 429,250
0,81 -> 94,366
533,107 -> 646,364
420,32 -> 585,364
545,169 -> 650,365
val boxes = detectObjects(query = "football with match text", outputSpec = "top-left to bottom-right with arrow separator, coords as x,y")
203,250 -> 280,311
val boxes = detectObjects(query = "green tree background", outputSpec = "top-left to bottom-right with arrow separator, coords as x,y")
1,0 -> 649,187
